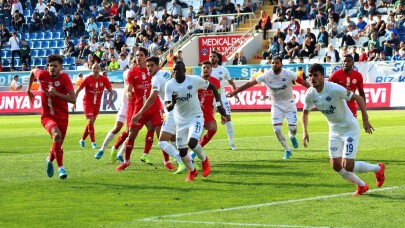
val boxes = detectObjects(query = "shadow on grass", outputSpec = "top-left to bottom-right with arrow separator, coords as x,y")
201,179 -> 344,188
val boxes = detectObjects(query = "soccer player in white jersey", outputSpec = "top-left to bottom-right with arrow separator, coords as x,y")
227,56 -> 310,159
209,51 -> 239,150
165,61 -> 227,181
131,56 -> 187,174
302,63 -> 385,196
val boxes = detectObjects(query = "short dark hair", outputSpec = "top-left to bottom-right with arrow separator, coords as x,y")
137,47 -> 149,56
202,61 -> 212,66
146,56 -> 160,65
47,55 -> 63,64
272,55 -> 283,62
308,63 -> 324,75
211,51 -> 220,58
343,54 -> 354,59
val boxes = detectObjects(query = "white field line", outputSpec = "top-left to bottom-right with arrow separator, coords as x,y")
140,186 -> 400,223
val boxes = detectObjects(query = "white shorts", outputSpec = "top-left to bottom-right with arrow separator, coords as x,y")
115,98 -> 128,123
221,96 -> 231,115
176,116 -> 204,149
161,111 -> 176,135
328,125 -> 360,159
271,104 -> 298,125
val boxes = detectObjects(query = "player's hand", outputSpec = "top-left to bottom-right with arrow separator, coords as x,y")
106,101 -> 111,109
302,132 -> 309,148
217,105 -> 227,117
220,115 -> 227,125
363,119 -> 374,134
71,104 -> 76,112
131,113 -> 141,124
48,86 -> 56,95
27,90 -> 35,104
226,91 -> 234,97
171,92 -> 178,103
234,94 -> 240,103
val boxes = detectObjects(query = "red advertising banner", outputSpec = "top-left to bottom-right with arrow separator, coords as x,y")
225,83 -> 392,110
0,91 -> 42,114
198,35 -> 246,62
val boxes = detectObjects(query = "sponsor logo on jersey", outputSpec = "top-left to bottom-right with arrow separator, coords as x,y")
270,84 -> 287,91
176,93 -> 192,101
326,96 -> 332,102
347,137 -> 353,143
320,105 -> 336,115
187,85 -> 193,90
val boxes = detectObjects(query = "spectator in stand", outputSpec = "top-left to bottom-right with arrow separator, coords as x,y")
345,0 -> 357,9
285,36 -> 300,59
8,32 -> 20,70
42,7 -> 56,31
375,15 -> 387,37
262,37 -> 278,59
108,1 -> 120,21
223,0 -> 236,14
11,0 -> 23,17
295,0 -> 307,19
113,36 -> 125,53
100,58 -> 107,71
340,46 -> 350,60
359,47 -> 367,62
20,39 -> 31,70
374,52 -> 387,61
156,33 -> 166,51
305,28 -> 317,46
176,50 -> 184,62
326,15 -> 338,38
74,45 -> 91,60
324,44 -> 340,62
276,37 -> 287,59
396,2 -> 405,15
364,32 -> 380,50
47,2 -> 58,17
284,17 -> 300,35
255,11 -> 272,40
102,47 -> 119,63
274,1 -> 287,22
232,52 -> 239,65
204,0 -> 215,12
328,8 -> 339,24
61,37 -> 75,57
103,36 -> 115,49
358,0 -> 376,17
285,0 -> 297,20
284,28 -> 295,43
3,0 -> 12,25
367,43 -> 380,61
317,26 -> 329,48
237,51 -> 247,65
314,9 -> 327,29
161,8 -> 170,22
94,45 -> 104,60
322,0 -> 335,12
341,25 -> 359,47
29,12 -> 42,33
72,13 -> 85,37
35,0 -> 47,17
203,17 -> 214,33
357,16 -> 368,33
75,73 -> 84,89
98,25 -> 108,43
351,46 -> 360,62
10,75 -> 22,91
170,0 -> 182,19
63,15 -> 73,38
149,37 -> 160,57
96,3 -> 109,22
141,36 -> 152,49
11,10 -> 25,32
108,56 -> 119,70
88,37 -> 98,53
334,0 -> 346,18
30,77 -> 40,91
337,15 -> 357,39
383,32 -> 399,56
217,15 -> 232,33
118,53 -> 129,70
62,0 -> 74,14
162,49 -> 176,67
299,37 -> 317,59
309,0 -> 321,20
214,0 -> 225,14
86,17 -> 98,34
0,24 -> 11,44
391,49 -> 402,61
360,21 -> 377,39
296,29 -> 306,45
206,6 -> 218,24
164,36 -> 175,50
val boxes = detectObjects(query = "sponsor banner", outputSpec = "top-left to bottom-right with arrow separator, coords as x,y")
198,35 -> 247,62
224,83 -> 392,110
366,61 -> 405,83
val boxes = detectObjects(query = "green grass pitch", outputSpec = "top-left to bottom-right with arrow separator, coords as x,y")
0,110 -> 404,227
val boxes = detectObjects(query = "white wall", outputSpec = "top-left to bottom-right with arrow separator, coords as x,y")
224,32 -> 262,65
180,36 -> 200,67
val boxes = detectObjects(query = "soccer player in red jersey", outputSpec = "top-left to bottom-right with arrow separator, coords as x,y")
328,54 -> 366,117
115,47 -> 164,171
198,61 -> 221,147
26,55 -> 76,179
73,63 -> 113,150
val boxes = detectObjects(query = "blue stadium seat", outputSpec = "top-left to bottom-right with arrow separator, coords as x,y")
52,32 -> 61,39
33,41 -> 41,49
1,51 -> 6,58
29,33 -> 36,40
33,58 -> 41,66
67,57 -> 75,65
27,41 -> 33,47
37,49 -> 45,57
5,51 -> 11,58
23,9 -> 30,17
36,32 -> 44,40
30,50 -> 39,57
41,58 -> 47,65
21,33 -> 29,40
49,40 -> 57,48
69,65 -> 77,70
103,22 -> 110,28
41,41 -> 49,48
44,31 -> 52,40
45,49 -> 53,56
3,59 -> 10,67
73,39 -> 79,46
96,22 -> 103,28
57,40 -> 65,48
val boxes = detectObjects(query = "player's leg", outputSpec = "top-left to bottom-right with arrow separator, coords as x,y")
86,116 -> 97,148
189,117 -> 210,177
200,114 -> 217,147
222,97 -> 236,150
272,107 -> 292,159
95,120 -> 124,160
285,109 -> 299,149
140,121 -> 155,165
177,126 -> 197,181
159,130 -> 185,173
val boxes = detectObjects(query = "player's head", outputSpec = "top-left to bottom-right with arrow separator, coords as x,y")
308,63 -> 325,89
209,51 -> 220,65
271,56 -> 283,74
146,56 -> 160,76
46,55 -> 63,77
91,63 -> 101,76
202,61 -> 212,79
172,61 -> 186,80
342,54 -> 354,72
136,47 -> 149,66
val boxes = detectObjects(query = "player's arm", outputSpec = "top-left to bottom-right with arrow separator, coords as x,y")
296,77 -> 310,89
227,79 -> 240,102
351,93 -> 374,134
26,68 -> 40,102
132,90 -> 159,124
106,87 -> 113,109
208,82 -> 226,117
301,109 -> 310,148
165,93 -> 177,112
71,85 -> 84,111
358,87 -> 366,106
226,79 -> 258,98
126,84 -> 134,101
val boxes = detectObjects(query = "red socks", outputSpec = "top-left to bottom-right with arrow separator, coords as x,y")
52,141 -> 63,167
114,131 -> 128,149
124,140 -> 134,161
162,150 -> 170,162
200,130 -> 217,147
144,130 -> 154,154
88,123 -> 95,142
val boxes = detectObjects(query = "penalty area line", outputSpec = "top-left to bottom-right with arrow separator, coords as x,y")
140,186 -> 400,223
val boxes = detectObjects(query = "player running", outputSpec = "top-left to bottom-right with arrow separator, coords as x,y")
226,56 -> 310,159
302,63 -> 385,196
73,63 -> 113,149
209,51 -> 239,150
26,55 -> 76,179
165,61 -> 227,181
328,54 -> 366,117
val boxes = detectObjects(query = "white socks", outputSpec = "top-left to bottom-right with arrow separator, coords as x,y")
225,121 -> 235,145
353,161 -> 380,173
181,153 -> 195,171
274,125 -> 291,151
117,139 -> 127,157
338,168 -> 366,186
158,141 -> 182,164
191,144 -> 206,161
100,131 -> 116,151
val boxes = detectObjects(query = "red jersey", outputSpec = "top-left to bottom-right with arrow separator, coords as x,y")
80,75 -> 112,105
35,69 -> 74,120
198,76 -> 221,114
126,65 -> 161,114
329,69 -> 364,116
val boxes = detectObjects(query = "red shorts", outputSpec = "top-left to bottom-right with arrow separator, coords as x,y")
83,103 -> 101,119
203,110 -> 216,126
127,109 -> 163,130
41,116 -> 68,141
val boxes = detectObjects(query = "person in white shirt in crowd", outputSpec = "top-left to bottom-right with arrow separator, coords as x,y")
35,0 -> 47,16
8,32 -> 20,70
118,53 -> 129,70
324,44 -> 340,63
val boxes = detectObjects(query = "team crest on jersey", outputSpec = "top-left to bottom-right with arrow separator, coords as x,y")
142,72 -> 146,80
347,137 -> 353,143
219,71 -> 223,75
187,85 -> 193,90
100,82 -> 104,87
54,81 -> 60,86
352,79 -> 357,84
326,96 -> 332,102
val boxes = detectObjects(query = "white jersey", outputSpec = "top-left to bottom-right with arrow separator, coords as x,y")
304,81 -> 358,131
165,75 -> 209,125
256,68 -> 297,108
152,70 -> 172,104
211,65 -> 232,99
